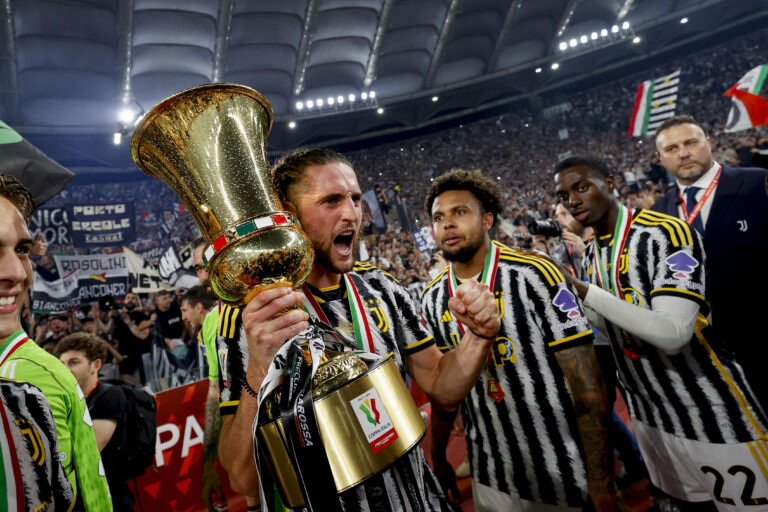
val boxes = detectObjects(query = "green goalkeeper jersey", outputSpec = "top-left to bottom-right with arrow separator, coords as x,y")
0,329 -> 112,510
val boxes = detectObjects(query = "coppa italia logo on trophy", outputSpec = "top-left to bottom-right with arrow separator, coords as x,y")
351,389 -> 398,454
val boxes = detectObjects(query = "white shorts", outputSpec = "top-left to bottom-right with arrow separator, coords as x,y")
472,479 -> 581,512
634,421 -> 768,511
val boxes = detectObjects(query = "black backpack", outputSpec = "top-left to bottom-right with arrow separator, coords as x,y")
114,384 -> 157,479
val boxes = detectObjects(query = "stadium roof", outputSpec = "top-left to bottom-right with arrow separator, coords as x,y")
2,0 -> 767,179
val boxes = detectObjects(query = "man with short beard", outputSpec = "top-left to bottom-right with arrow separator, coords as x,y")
651,115 -> 768,409
217,148 -> 500,511
421,169 -> 617,512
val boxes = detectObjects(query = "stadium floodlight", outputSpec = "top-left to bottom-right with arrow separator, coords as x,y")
327,97 -> 334,105
361,92 -> 368,100
600,28 -> 608,37
633,36 -> 641,44
432,96 -> 438,102
369,90 -> 376,98
377,107 -> 384,114
337,95 -> 344,104
296,101 -> 304,110
113,131 -> 122,145
551,62 -> 559,70
288,121 -> 296,129
316,98 -> 323,107
118,108 -> 134,124
535,67 -> 542,73
569,38 -> 577,48
348,94 -> 356,102
622,21 -> 630,30
306,100 -> 314,108
611,25 -> 619,33
580,35 -> 588,44
591,32 -> 598,40
680,17 -> 688,24
559,42 -> 568,51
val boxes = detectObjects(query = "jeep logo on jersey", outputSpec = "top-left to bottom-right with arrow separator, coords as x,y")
552,288 -> 581,318
665,250 -> 699,278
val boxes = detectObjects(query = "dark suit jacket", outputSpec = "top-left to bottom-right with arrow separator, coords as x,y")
651,165 -> 768,407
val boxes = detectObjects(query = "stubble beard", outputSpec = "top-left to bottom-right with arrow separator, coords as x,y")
441,234 -> 484,264
313,223 -> 363,275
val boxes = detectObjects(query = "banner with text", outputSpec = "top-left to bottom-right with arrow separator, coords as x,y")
412,225 -> 436,253
28,207 -> 71,245
31,271 -> 80,313
124,247 -> 176,293
70,203 -> 135,247
132,380 -> 246,512
54,253 -> 129,303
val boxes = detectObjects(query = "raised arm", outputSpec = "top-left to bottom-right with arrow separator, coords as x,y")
407,279 -> 499,408
218,287 -> 308,495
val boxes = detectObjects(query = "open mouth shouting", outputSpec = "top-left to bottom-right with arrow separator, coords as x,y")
333,229 -> 356,258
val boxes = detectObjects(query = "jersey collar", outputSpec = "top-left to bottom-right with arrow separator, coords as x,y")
0,329 -> 29,366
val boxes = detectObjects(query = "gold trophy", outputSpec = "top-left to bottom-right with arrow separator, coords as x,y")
130,83 -> 313,305
130,84 -> 425,507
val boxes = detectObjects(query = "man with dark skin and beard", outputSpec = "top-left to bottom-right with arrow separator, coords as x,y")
215,149 -> 500,511
554,155 -> 768,511
421,169 -> 617,512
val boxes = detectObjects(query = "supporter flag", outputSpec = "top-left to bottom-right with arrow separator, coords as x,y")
724,64 -> 768,132
0,120 -> 74,205
124,247 -> 175,293
628,69 -> 680,136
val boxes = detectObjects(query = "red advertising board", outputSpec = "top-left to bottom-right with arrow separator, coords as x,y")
131,379 -> 247,512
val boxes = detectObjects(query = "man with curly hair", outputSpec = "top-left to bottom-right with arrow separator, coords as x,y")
422,169 -> 617,512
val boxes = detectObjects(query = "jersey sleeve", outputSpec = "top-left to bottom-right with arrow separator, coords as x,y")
69,379 -> 113,510
645,214 -> 707,311
202,309 -> 219,381
216,304 -> 248,416
387,274 -> 435,355
523,256 -> 595,352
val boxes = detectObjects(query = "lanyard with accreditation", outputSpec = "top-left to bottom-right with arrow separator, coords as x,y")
447,241 -> 505,403
677,165 -> 722,226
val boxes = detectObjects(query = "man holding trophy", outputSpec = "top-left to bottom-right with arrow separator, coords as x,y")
131,85 -> 500,511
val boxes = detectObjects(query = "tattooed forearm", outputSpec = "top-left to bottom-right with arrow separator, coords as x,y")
204,381 -> 222,464
555,344 -> 614,491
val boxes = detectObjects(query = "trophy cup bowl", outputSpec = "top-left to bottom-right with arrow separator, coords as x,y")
130,83 -> 313,305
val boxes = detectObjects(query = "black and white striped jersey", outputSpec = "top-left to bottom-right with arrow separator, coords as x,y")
1,378 -> 74,510
217,262 -> 449,512
421,241 -> 594,508
583,209 -> 767,443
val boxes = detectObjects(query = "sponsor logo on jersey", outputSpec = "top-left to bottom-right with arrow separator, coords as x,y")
665,250 -> 699,278
552,288 -> 581,318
